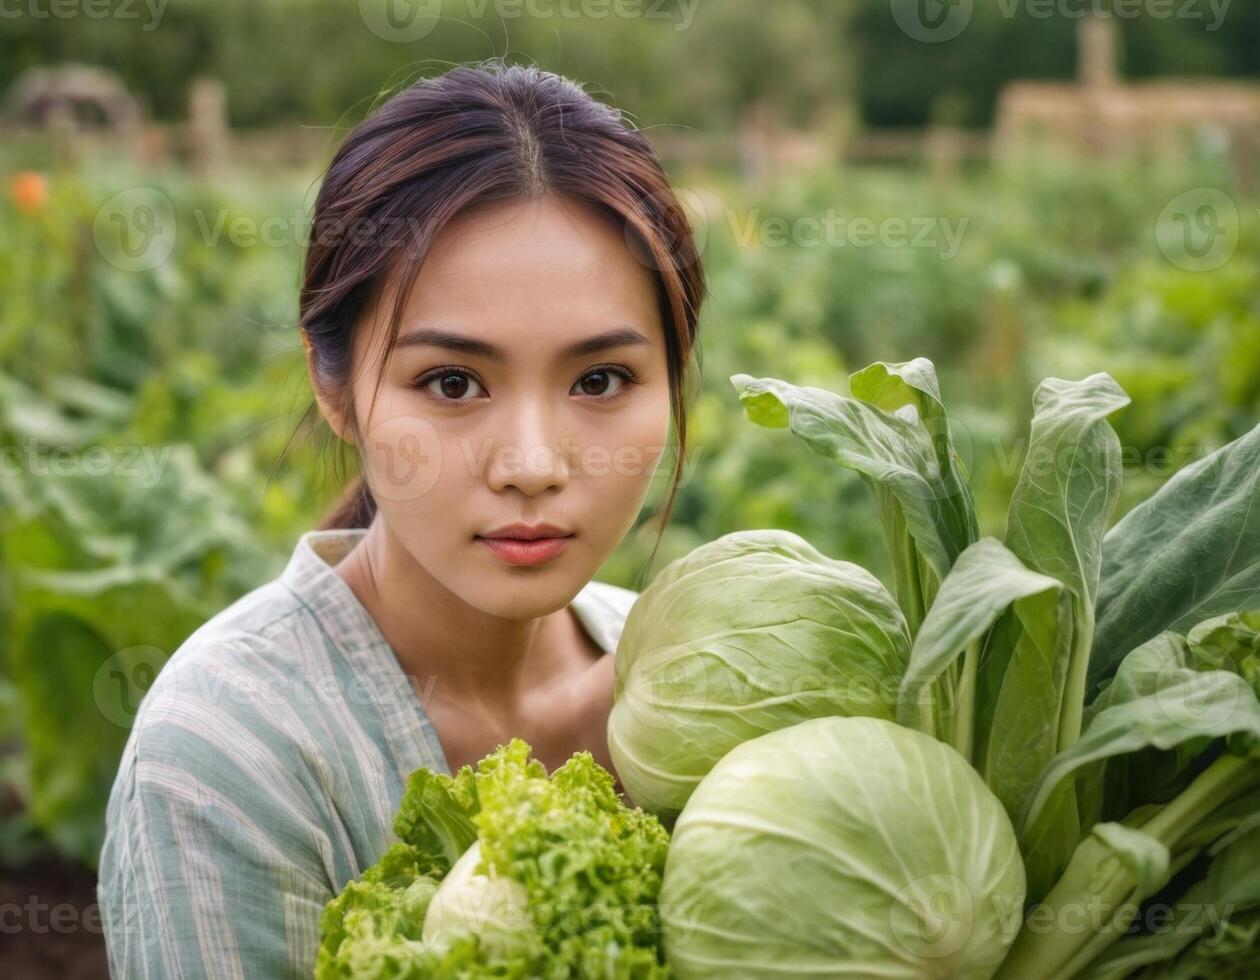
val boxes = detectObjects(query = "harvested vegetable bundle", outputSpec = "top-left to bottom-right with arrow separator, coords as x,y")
710,360 -> 1260,978
597,358 -> 1259,978
315,739 -> 670,978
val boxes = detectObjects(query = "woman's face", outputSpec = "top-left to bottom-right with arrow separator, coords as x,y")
324,193 -> 672,618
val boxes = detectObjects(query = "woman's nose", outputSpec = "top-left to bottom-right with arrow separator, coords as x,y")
484,400 -> 572,495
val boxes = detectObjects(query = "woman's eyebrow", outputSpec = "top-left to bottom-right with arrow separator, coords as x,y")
393,325 -> 650,362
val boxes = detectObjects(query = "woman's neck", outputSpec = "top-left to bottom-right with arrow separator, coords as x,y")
332,517 -> 581,712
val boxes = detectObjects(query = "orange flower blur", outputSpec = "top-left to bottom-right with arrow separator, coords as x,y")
9,171 -> 48,215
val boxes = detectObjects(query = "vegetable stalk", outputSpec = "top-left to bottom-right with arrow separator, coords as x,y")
995,753 -> 1260,980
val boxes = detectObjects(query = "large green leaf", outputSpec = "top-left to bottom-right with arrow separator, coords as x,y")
1003,372 -> 1130,753
848,357 -> 978,556
1023,633 -> 1260,833
731,367 -> 977,633
1089,424 -> 1260,697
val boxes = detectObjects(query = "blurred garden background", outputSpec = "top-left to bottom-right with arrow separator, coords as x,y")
2,1 -> 1258,975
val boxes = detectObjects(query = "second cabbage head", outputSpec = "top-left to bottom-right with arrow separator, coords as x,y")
608,528 -> 911,818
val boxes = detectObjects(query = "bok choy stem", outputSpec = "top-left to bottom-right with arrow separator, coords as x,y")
951,637 -> 981,764
996,753 -> 1260,980
1057,600 -> 1092,754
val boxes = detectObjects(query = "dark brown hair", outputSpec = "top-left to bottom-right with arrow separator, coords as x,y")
299,59 -> 705,575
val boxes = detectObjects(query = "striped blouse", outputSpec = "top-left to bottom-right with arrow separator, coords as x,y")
96,527 -> 639,979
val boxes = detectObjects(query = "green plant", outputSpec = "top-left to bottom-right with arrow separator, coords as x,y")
660,715 -> 1026,979
719,358 -> 1260,976
607,527 -> 909,819
316,739 -> 670,978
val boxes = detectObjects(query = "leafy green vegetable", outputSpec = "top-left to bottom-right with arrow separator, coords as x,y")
1078,824 -> 1260,979
608,528 -> 909,818
660,716 -> 1025,979
731,358 -> 978,635
1089,425 -> 1260,696
316,739 -> 671,978
1000,373 -> 1130,757
724,357 -> 1260,978
328,353 -> 1259,980
898,537 -> 1062,760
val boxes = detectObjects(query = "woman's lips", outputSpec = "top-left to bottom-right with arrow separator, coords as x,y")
476,534 -> 572,566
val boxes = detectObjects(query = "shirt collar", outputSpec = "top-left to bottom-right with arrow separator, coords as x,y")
279,528 -> 381,656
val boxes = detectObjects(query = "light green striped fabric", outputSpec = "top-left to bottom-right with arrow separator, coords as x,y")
96,527 -> 638,979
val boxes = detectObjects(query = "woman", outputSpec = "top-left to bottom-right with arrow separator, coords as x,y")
97,59 -> 705,978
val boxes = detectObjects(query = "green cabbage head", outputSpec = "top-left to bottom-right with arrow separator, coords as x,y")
608,529 -> 911,817
661,716 -> 1026,979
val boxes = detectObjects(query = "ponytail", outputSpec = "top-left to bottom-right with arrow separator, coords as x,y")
316,475 -> 377,530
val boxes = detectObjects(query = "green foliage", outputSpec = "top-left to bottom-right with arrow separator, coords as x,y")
0,444 -> 274,866
0,167 -> 331,866
316,739 -> 671,978
717,353 -> 1259,975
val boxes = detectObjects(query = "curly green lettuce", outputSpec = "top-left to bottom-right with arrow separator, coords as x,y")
315,739 -> 671,978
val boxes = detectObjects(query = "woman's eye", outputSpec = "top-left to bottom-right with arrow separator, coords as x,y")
422,370 -> 485,402
415,366 -> 636,403
574,368 -> 629,399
